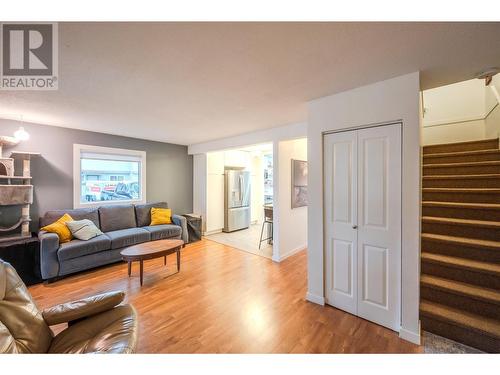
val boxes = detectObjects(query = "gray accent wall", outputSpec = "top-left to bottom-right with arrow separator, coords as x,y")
0,119 -> 193,230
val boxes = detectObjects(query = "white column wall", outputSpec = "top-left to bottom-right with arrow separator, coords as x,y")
206,151 -> 225,234
192,153 -> 207,232
276,138 -> 308,261
307,72 -> 421,344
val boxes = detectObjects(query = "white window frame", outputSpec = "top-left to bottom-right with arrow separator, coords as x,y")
73,144 -> 147,208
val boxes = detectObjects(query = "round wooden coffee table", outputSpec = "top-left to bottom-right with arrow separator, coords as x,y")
121,239 -> 184,286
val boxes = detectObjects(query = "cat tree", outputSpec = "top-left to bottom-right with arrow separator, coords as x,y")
0,135 -> 40,243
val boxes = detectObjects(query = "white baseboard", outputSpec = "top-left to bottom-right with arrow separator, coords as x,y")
203,228 -> 223,236
272,245 -> 307,262
306,291 -> 325,306
280,245 -> 307,261
399,322 -> 421,345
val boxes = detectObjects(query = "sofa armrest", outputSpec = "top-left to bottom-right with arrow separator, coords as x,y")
42,291 -> 125,326
38,231 -> 60,280
172,214 -> 188,244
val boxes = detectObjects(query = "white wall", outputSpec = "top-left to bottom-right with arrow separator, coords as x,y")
188,122 -> 307,155
422,78 -> 490,126
486,74 -> 500,114
485,75 -> 500,139
422,76 -> 500,145
193,153 -> 207,232
276,138 -> 308,260
307,72 -> 421,344
223,150 -> 251,170
485,104 -> 500,139
422,120 -> 486,145
206,151 -> 225,233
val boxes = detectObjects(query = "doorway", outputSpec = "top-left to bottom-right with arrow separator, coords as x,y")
323,123 -> 402,331
205,143 -> 274,258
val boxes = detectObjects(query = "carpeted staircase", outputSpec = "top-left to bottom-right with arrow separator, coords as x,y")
420,138 -> 500,353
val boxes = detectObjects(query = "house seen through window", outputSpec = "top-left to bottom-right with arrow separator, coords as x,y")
74,144 -> 146,207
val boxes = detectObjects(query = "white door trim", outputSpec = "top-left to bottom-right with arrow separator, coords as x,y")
322,120 -> 403,135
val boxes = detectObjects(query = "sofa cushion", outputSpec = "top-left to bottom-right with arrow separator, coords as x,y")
66,219 -> 103,241
105,228 -> 150,250
58,248 -> 123,277
134,202 -> 168,228
40,208 -> 100,229
143,224 -> 182,241
58,235 -> 111,261
99,204 -> 137,233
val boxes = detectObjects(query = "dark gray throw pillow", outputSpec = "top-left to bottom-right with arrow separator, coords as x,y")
66,219 -> 103,241
99,204 -> 137,232
135,202 -> 168,227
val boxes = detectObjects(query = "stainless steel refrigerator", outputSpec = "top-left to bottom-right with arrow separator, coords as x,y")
223,169 -> 251,232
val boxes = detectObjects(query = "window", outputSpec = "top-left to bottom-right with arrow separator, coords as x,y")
73,144 -> 146,208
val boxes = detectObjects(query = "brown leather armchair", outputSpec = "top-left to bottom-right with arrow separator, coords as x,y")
0,259 -> 138,353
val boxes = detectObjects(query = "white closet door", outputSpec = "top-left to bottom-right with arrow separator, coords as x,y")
323,123 -> 401,331
356,124 -> 401,331
324,130 -> 358,314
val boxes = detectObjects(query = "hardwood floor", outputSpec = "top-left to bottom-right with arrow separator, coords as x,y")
28,239 -> 422,353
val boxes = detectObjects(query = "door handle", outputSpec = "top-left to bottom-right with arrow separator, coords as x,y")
352,225 -> 358,229
239,175 -> 243,202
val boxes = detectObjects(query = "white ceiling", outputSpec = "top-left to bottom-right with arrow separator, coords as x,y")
1,22 -> 499,145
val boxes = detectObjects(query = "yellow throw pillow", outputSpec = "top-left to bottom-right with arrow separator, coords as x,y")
41,213 -> 74,243
150,207 -> 172,225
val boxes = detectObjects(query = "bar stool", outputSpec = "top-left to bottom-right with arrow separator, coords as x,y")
259,205 -> 273,249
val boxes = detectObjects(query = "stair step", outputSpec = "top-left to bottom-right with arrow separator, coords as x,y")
422,253 -> 500,289
422,216 -> 500,241
420,302 -> 500,337
423,138 -> 499,154
421,233 -> 500,251
423,187 -> 500,193
420,275 -> 500,319
424,149 -> 500,164
422,216 -> 500,229
423,201 -> 500,209
423,174 -> 500,188
421,300 -> 500,338
422,201 -> 500,209
421,233 -> 500,262
424,161 -> 500,168
421,252 -> 500,277
422,188 -> 500,204
421,274 -> 500,305
422,201 -> 500,221
420,300 -> 500,352
423,161 -> 500,176
424,174 -> 500,180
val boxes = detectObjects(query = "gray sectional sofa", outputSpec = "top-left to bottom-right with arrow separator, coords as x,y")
38,202 -> 188,281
